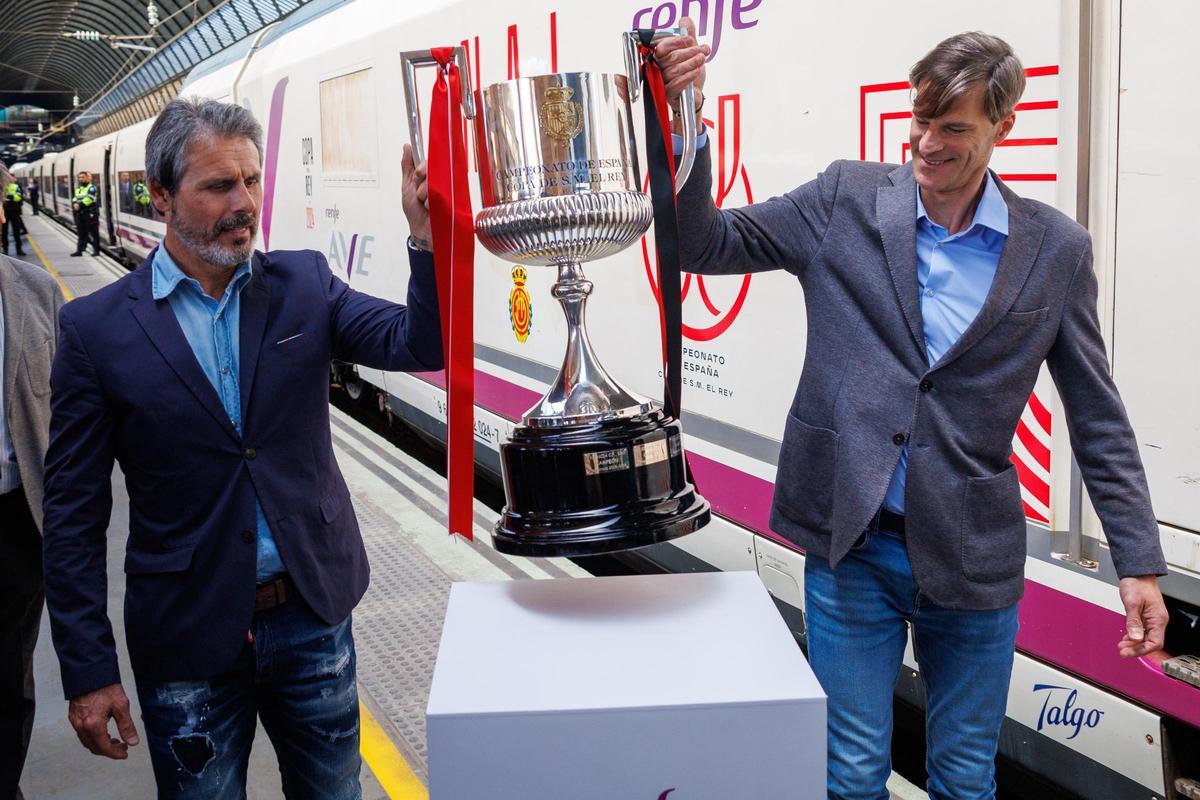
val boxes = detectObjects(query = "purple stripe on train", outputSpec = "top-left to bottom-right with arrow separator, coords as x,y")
413,368 -> 1200,728
261,77 -> 289,252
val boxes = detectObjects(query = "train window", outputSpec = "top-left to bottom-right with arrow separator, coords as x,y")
119,169 -> 160,220
56,174 -> 70,201
319,67 -> 378,184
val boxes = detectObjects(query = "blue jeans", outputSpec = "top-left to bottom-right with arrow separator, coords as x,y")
804,522 -> 1019,800
135,599 -> 361,800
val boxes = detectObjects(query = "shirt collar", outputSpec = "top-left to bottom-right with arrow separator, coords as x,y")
915,171 -> 1009,237
152,244 -> 253,301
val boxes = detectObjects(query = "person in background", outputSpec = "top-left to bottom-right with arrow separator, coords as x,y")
1,174 -> 24,257
0,250 -> 64,800
25,179 -> 39,217
70,171 -> 99,257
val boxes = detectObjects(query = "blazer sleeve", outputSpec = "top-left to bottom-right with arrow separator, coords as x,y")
42,310 -> 122,699
324,246 -> 444,372
1045,240 -> 1166,579
676,143 -> 840,281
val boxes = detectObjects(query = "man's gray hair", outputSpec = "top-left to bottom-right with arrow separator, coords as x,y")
909,32 -> 1025,123
145,96 -> 263,194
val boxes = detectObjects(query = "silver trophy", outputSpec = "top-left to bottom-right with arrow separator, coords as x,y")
402,30 -> 710,556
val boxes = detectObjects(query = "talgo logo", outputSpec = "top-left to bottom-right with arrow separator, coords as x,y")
642,94 -> 754,342
1032,684 -> 1104,740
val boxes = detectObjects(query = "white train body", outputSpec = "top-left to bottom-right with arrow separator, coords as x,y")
18,1 -> 1200,795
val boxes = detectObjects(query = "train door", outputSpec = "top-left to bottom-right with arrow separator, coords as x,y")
103,146 -> 116,246
49,163 -> 57,216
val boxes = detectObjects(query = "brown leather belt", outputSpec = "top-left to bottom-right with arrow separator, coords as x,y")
254,575 -> 294,612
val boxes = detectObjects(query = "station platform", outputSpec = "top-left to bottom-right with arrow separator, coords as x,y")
13,213 -> 926,800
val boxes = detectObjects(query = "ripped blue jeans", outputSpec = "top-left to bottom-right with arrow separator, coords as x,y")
135,600 -> 361,800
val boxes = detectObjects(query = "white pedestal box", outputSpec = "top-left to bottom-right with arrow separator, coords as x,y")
426,570 -> 826,799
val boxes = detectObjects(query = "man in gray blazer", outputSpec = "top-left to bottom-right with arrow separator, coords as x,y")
0,254 -> 63,799
658,27 -> 1169,800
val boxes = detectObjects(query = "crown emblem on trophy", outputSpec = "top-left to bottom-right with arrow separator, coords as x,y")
539,86 -> 584,143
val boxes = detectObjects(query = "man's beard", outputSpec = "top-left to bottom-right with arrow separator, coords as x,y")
170,205 -> 257,268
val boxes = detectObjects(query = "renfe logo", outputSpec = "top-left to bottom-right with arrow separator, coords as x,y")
1032,684 -> 1104,740
630,0 -> 762,62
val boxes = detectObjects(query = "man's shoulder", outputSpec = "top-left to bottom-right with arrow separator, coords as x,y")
814,159 -> 903,196
60,269 -> 139,327
1012,194 -> 1090,247
259,248 -> 324,277
1,254 -> 60,300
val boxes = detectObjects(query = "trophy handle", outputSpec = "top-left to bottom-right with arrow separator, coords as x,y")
623,28 -> 697,192
399,47 -> 475,167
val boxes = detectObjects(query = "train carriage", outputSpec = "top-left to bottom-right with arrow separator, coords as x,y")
22,0 -> 1200,796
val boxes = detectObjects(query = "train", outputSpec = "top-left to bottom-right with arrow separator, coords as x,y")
14,0 -> 1200,797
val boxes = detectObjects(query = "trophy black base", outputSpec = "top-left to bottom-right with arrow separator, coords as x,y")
493,409 -> 710,558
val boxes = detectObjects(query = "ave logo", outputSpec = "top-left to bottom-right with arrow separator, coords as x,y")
642,93 -> 754,342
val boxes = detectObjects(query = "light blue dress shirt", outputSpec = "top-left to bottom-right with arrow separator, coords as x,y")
151,246 -> 286,580
883,173 -> 1009,514
0,295 -> 20,494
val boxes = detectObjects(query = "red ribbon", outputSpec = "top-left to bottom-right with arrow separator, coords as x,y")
427,47 -> 475,541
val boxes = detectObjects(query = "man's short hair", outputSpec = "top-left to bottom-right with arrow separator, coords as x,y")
145,96 -> 263,194
909,32 -> 1025,123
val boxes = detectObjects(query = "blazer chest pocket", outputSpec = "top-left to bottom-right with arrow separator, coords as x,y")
21,338 -> 53,398
773,413 -> 839,531
960,464 -> 1026,583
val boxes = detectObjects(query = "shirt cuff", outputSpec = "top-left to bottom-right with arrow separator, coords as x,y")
672,126 -> 709,156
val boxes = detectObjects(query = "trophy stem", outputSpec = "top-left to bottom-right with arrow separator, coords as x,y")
521,262 -> 653,428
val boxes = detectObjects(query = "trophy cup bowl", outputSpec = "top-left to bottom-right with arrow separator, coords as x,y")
474,66 -> 710,557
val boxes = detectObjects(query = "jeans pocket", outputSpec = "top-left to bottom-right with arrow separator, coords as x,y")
960,464 -> 1026,583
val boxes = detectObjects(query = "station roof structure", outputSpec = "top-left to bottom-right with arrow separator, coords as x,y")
0,0 -> 313,153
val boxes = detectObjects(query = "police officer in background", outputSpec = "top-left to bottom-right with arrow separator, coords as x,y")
1,174 -> 25,258
26,179 -> 39,216
71,171 -> 100,257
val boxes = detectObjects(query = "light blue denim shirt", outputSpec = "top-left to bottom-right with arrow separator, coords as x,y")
883,173 -> 1009,514
151,246 -> 286,580
0,294 -> 19,494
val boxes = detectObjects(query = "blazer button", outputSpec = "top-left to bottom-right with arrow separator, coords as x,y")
919,379 -> 933,393
892,433 -> 907,445
241,529 -> 253,544
243,447 -> 256,460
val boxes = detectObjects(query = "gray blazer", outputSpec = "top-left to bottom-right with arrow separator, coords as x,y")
1,255 -> 63,531
677,148 -> 1166,610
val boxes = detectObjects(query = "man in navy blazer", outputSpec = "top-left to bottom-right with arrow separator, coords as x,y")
43,97 -> 441,797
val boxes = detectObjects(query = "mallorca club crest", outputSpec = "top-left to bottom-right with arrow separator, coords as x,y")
509,266 -> 533,343
539,86 -> 584,143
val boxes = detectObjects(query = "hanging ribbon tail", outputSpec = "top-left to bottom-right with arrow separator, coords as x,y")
637,35 -> 697,490
427,47 -> 476,541
637,36 -> 683,424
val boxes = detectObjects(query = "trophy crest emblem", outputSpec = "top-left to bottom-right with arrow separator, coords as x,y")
539,86 -> 584,143
509,266 -> 532,342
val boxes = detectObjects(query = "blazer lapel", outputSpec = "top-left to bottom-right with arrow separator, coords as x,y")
876,165 -> 928,362
239,252 -> 269,416
0,257 -> 29,417
128,266 -> 240,442
931,180 -> 1047,372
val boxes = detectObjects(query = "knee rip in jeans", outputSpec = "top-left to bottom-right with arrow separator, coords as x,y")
169,733 -> 215,776
314,719 -> 359,744
320,648 -> 352,679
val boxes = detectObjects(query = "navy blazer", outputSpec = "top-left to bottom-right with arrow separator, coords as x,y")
43,246 -> 442,699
